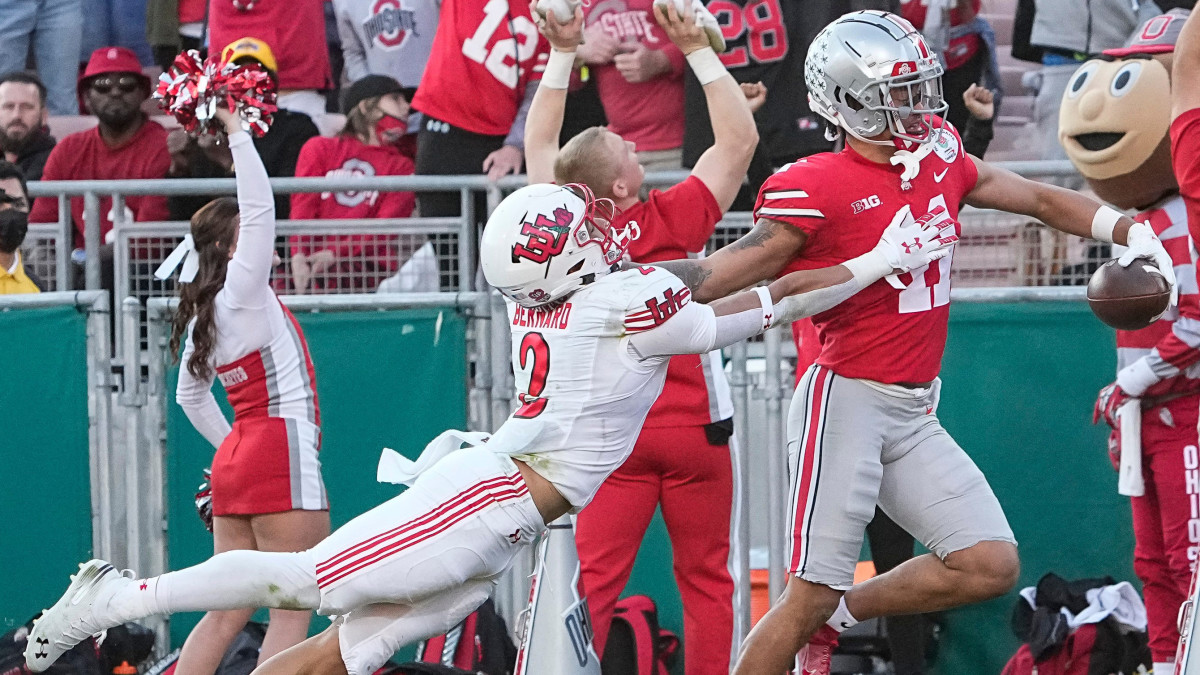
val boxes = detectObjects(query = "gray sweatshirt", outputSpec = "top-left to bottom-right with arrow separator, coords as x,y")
1030,0 -> 1161,54
334,0 -> 441,87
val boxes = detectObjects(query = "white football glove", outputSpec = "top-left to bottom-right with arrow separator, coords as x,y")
651,0 -> 727,52
535,0 -> 582,24
1117,221 -> 1178,311
876,206 -> 959,285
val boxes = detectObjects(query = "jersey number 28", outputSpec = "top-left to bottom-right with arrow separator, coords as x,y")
515,332 -> 550,418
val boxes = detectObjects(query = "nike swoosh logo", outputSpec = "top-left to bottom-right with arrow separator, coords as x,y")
933,168 -> 949,183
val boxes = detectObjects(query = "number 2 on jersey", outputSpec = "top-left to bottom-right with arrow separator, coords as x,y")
515,332 -> 549,418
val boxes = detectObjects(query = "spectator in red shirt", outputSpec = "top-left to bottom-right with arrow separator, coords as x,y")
411,0 -> 549,289
290,75 -> 419,293
526,6 -> 758,672
28,46 -> 170,289
577,0 -> 686,170
209,0 -> 333,119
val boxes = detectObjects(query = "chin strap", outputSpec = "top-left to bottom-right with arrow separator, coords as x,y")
890,141 -> 935,191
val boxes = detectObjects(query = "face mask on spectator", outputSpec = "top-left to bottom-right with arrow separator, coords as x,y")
0,208 -> 29,254
375,113 -> 408,147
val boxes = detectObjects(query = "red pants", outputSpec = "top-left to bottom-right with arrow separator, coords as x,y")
575,425 -> 735,675
1131,395 -> 1200,662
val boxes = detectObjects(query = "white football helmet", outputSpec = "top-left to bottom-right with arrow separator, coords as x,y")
806,11 -> 948,145
481,183 -> 639,308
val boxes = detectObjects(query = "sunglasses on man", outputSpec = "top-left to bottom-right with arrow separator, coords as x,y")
89,76 -> 142,95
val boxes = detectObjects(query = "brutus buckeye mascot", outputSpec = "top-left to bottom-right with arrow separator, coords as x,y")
1059,10 -> 1200,671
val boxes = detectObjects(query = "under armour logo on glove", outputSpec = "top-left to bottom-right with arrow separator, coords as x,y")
901,239 -> 923,254
34,637 -> 48,659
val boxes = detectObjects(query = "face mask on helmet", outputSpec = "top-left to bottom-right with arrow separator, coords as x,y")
561,183 -> 640,266
876,70 -> 948,143
480,183 -> 641,309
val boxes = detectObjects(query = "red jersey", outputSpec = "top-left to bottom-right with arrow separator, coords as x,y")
216,300 -> 321,426
614,176 -> 732,427
29,119 -> 170,250
290,135 -> 418,291
209,0 -> 332,91
411,0 -> 549,136
585,0 -> 686,152
754,122 -> 979,384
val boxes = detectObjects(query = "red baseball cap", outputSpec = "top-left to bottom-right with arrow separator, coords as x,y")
1103,8 -> 1190,58
79,46 -> 150,94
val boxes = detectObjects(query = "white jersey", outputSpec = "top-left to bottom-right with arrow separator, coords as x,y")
490,265 -> 693,510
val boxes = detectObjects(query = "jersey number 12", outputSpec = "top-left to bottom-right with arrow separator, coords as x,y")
462,0 -> 540,89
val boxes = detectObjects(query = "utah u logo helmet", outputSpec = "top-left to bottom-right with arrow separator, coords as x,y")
512,206 -> 576,264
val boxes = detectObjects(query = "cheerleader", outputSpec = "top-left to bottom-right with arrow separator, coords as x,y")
164,105 -> 331,674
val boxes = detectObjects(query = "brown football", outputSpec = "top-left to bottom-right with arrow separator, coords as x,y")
1086,259 -> 1171,330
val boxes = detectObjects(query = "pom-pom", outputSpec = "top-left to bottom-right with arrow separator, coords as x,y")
154,50 -> 277,137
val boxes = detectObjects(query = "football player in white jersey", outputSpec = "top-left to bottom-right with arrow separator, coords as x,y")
25,183 -> 956,675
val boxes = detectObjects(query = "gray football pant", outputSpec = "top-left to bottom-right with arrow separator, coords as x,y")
786,365 -> 1016,590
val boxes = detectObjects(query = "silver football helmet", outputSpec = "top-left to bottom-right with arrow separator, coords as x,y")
805,11 -> 948,145
480,183 -> 638,308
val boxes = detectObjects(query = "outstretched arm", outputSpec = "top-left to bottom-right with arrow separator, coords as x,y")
219,109 -> 277,308
653,218 -> 808,302
657,3 -> 757,213
965,157 -> 1137,243
525,4 -> 584,184
1174,8 -> 1200,121
966,156 -> 1177,302
630,208 -> 960,359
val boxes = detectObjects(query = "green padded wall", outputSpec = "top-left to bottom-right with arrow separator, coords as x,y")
0,305 -> 92,630
164,307 -> 469,648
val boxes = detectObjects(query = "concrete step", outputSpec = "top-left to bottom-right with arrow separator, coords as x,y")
980,13 -> 1015,45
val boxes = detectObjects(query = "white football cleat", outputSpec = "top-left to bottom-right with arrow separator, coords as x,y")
25,560 -> 132,673
652,0 -> 727,53
534,0 -> 581,23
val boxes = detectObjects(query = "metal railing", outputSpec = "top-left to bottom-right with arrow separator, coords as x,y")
25,162 -> 1085,294
113,218 -> 465,349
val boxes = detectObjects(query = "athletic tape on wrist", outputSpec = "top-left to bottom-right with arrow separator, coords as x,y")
542,49 -> 576,90
686,47 -> 726,86
1091,205 -> 1122,243
843,250 -> 892,286
754,286 -> 774,330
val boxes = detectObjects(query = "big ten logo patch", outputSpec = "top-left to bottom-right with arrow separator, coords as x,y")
597,9 -> 661,45
323,158 -> 380,208
512,207 -> 576,264
852,195 -> 881,214
1188,445 -> 1200,568
365,0 -> 420,49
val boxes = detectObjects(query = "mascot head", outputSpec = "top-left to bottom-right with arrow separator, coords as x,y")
1059,9 -> 1190,211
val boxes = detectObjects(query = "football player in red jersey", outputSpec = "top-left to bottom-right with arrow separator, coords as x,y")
525,4 -> 759,671
1165,7 -> 1200,672
652,11 -> 1178,675
411,0 -> 549,216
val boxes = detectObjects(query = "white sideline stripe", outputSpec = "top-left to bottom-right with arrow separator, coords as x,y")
763,190 -> 809,199
759,207 -> 825,218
